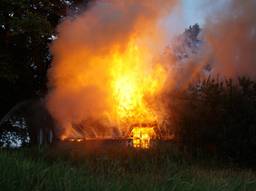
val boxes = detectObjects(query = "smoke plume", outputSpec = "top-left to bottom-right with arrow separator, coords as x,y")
202,0 -> 256,78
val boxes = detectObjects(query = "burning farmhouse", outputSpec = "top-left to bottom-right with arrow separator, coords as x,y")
47,1 -> 176,148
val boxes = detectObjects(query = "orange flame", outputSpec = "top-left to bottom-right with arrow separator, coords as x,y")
47,0 -> 176,144
110,39 -> 167,126
131,127 -> 156,148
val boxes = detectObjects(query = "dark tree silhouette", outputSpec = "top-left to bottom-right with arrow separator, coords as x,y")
172,77 -> 256,165
0,0 -> 69,118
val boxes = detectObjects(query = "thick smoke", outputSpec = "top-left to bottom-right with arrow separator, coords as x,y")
47,0 -> 177,138
203,0 -> 256,78
165,0 -> 256,90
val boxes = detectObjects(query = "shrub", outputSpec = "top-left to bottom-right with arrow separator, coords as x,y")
173,77 -> 256,164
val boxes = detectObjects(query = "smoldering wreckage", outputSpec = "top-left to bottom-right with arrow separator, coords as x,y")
1,0 -> 256,149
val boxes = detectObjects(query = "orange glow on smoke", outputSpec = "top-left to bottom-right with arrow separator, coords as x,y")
55,38 -> 166,146
47,0 -> 176,146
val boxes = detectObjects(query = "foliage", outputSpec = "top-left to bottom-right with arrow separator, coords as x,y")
174,77 -> 256,164
165,23 -> 202,61
0,0 -> 95,117
0,117 -> 30,148
0,0 -> 69,117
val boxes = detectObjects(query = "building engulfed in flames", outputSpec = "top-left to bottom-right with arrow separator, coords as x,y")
58,40 -> 168,148
109,40 -> 166,148
47,1 -> 175,148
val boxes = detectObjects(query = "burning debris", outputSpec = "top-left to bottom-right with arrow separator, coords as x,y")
60,122 -> 159,149
130,127 -> 156,149
128,122 -> 157,148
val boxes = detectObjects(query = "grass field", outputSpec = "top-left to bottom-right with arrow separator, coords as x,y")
0,142 -> 256,191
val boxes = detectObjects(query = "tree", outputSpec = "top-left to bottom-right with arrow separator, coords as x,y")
174,77 -> 256,164
168,23 -> 202,61
0,0 -> 68,117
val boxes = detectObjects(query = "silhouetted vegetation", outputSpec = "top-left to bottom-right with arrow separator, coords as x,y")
173,77 -> 256,165
0,0 -> 92,118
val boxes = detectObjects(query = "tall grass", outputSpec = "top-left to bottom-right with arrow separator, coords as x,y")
0,146 -> 256,191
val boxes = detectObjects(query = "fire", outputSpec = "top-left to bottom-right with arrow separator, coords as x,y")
47,0 -> 174,148
131,127 -> 156,149
52,38 -> 167,147
110,40 -> 166,126
109,39 -> 166,147
58,39 -> 166,147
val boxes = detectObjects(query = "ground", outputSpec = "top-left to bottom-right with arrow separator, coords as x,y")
0,141 -> 256,191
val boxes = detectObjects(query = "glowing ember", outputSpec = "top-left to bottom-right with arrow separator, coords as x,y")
131,127 -> 156,149
76,138 -> 84,142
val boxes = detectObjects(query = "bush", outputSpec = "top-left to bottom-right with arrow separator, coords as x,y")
173,77 -> 256,164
